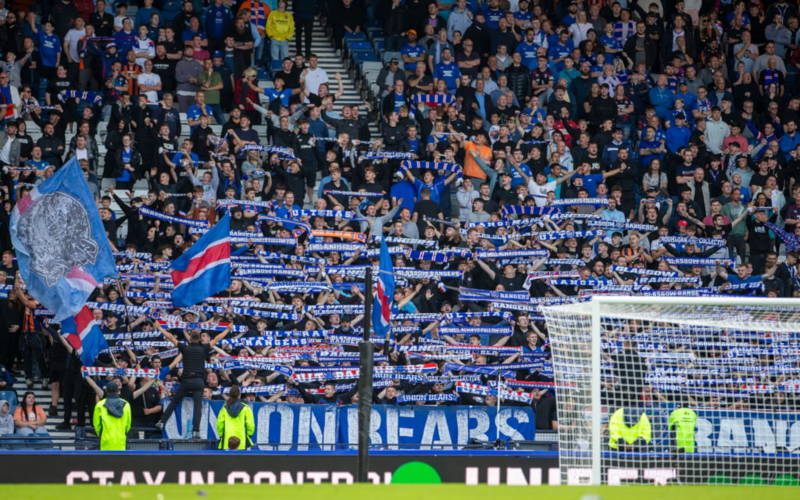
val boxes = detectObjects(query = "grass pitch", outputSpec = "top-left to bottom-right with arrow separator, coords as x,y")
0,484 -> 797,500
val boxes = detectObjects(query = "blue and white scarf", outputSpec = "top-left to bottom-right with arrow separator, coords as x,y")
454,381 -> 532,403
459,287 -> 530,303
59,90 -> 104,105
660,236 -> 726,247
139,207 -> 210,229
551,197 -> 608,207
394,268 -> 463,279
304,304 -> 365,315
291,209 -> 358,219
360,151 -> 416,160
240,144 -> 297,160
637,276 -> 702,285
476,249 -> 548,259
588,220 -> 658,232
546,258 -> 586,266
438,326 -> 513,336
85,301 -> 153,315
323,189 -> 386,198
397,393 -> 459,403
259,282 -> 332,294
536,230 -> 604,241
609,265 -> 678,277
663,257 -> 736,267
400,160 -> 462,175
410,94 -> 456,105
218,199 -> 276,211
307,243 -> 365,253
82,367 -> 157,378
377,235 -> 439,248
501,205 -> 560,217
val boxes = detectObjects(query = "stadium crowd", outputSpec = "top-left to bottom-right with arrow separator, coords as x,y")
0,0 -> 798,445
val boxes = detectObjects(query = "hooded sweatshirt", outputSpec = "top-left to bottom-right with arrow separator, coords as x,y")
216,398 -> 255,450
93,394 -> 131,451
0,401 -> 13,434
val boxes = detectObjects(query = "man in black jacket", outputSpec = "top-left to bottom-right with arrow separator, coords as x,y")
153,323 -> 232,438
624,21 -> 658,72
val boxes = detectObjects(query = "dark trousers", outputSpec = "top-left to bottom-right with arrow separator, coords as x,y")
62,371 -> 91,426
160,377 -> 204,432
295,16 -> 314,57
20,332 -> 45,381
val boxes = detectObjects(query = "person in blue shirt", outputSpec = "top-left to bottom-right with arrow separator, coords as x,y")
204,0 -> 233,50
181,17 -> 206,46
513,0 -> 532,27
114,18 -> 137,57
665,113 -> 691,154
674,82 -> 697,114
547,30 -> 573,72
482,0 -> 504,30
186,91 -> 215,131
401,30 -> 425,72
649,74 -> 675,122
779,119 -> 800,161
433,48 -> 460,91
515,29 -> 540,70
572,161 -> 626,197
135,0 -> 161,30
404,166 -> 458,204
245,74 -> 292,112
33,21 -> 61,81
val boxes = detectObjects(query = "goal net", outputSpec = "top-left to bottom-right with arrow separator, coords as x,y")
541,296 -> 800,486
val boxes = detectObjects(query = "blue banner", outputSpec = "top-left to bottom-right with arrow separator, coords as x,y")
163,401 -> 536,449
10,158 -> 115,321
605,406 -> 800,454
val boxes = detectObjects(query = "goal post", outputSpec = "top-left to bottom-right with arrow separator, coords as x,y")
542,296 -> 800,486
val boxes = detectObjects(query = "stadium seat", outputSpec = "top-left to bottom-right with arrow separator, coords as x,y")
382,51 -> 401,64
345,40 -> 373,52
0,390 -> 17,411
343,32 -> 367,41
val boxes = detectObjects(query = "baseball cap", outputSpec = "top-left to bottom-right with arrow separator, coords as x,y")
406,29 -> 417,37
107,42 -> 116,49
213,50 -> 223,59
677,220 -> 688,227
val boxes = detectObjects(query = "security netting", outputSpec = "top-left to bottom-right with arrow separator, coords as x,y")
542,299 -> 800,486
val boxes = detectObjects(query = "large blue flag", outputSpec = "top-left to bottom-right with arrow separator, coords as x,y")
61,306 -> 108,366
170,213 -> 231,307
10,158 -> 115,321
373,237 -> 395,338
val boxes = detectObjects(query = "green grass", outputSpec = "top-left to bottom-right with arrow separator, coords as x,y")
0,484 -> 797,500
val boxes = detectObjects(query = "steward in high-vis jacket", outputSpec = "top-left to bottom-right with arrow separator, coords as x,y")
608,407 -> 652,450
216,385 -> 255,450
92,381 -> 132,451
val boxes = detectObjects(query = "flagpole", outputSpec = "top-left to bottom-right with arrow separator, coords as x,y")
356,266 -> 373,483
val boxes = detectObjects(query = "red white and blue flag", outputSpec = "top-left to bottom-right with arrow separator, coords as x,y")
170,213 -> 231,307
372,237 -> 395,338
61,305 -> 107,367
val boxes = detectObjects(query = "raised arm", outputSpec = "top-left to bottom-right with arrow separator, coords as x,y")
210,323 -> 234,347
154,321 -> 180,346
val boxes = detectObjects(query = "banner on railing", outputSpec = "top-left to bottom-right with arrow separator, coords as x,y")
163,401 -> 536,449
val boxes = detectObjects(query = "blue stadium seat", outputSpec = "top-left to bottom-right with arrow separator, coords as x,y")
0,390 -> 17,411
352,51 -> 379,64
345,40 -> 373,52
343,32 -> 367,41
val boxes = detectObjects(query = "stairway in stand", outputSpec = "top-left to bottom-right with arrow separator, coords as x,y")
305,15 -> 381,139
